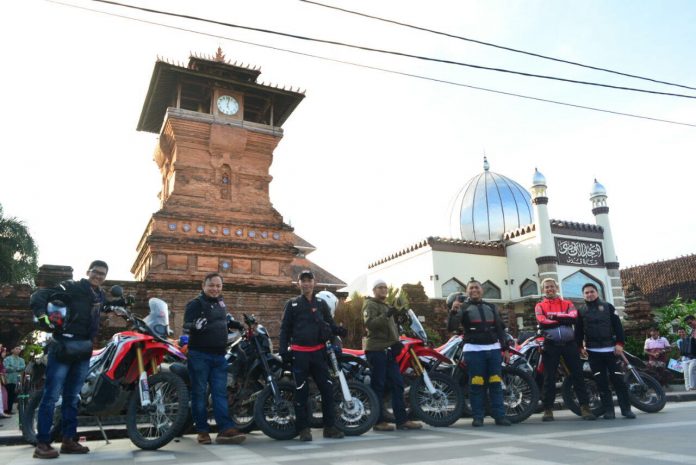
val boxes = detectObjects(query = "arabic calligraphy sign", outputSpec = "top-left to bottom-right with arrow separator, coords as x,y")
555,238 -> 604,267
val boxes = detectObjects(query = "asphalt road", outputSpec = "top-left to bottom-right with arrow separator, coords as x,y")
1,401 -> 694,465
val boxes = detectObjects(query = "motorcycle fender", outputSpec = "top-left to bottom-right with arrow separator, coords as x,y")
87,373 -> 121,412
412,346 -> 452,365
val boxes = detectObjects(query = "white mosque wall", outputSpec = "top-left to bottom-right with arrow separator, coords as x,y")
505,238 -> 542,300
366,247 -> 435,297
432,251 -> 509,299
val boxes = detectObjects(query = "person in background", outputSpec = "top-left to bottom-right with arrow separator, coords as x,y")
3,346 -> 25,415
644,327 -> 672,385
680,316 -> 696,391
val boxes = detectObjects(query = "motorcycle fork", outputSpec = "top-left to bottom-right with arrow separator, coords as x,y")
328,344 -> 353,403
135,344 -> 152,408
409,348 -> 437,394
255,338 -> 281,403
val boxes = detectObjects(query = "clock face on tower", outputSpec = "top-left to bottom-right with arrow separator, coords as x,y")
217,95 -> 239,115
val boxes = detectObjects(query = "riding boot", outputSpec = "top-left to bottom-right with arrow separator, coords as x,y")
600,394 -> 615,419
580,404 -> 597,420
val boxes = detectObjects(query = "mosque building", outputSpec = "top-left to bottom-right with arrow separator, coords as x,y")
364,158 -> 625,329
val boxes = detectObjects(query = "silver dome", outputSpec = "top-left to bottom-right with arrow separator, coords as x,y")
532,168 -> 546,187
450,159 -> 534,242
590,178 -> 607,198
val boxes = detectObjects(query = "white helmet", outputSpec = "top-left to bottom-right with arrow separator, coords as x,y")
316,290 -> 339,317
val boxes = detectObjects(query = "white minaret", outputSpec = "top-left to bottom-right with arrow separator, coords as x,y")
590,179 -> 625,313
531,168 -> 558,284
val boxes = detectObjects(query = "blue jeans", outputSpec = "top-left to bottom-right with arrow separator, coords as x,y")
37,351 -> 90,443
187,349 -> 234,433
463,349 -> 505,420
366,349 -> 407,425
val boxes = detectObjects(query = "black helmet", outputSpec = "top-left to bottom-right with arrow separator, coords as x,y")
446,292 -> 465,310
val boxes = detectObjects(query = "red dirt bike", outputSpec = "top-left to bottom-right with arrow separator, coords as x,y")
434,334 -> 539,423
23,291 -> 189,450
343,309 -> 464,427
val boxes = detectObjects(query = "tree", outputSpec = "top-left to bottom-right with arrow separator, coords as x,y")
654,296 -> 696,339
0,203 -> 39,284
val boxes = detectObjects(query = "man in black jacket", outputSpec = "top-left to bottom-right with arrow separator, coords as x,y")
29,260 -> 110,459
184,272 -> 246,445
279,270 -> 345,441
575,283 -> 635,419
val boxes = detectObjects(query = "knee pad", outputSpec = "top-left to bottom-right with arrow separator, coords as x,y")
471,376 -> 485,385
488,375 -> 502,384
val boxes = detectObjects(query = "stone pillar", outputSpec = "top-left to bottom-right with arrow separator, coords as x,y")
622,282 -> 654,338
35,265 -> 73,288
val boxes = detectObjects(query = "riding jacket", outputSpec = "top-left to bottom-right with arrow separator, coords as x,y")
534,296 -> 578,328
447,299 -> 506,346
184,293 -> 230,355
575,299 -> 625,349
30,279 -> 106,340
279,294 -> 340,354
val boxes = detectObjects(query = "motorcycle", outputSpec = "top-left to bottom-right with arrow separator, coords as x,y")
343,309 -> 464,427
23,291 -> 189,450
561,349 -> 666,416
170,313 -> 284,433
435,334 -> 539,423
517,333 -> 666,416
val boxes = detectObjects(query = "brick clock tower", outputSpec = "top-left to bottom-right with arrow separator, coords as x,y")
132,49 -> 315,288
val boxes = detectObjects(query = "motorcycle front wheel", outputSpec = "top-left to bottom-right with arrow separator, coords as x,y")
21,391 -> 62,445
253,381 -> 298,440
332,380 -> 379,435
500,366 -> 540,423
561,374 -> 604,417
409,371 -> 464,427
627,372 -> 666,413
126,372 -> 189,450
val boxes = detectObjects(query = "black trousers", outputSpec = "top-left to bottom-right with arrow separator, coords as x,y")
543,342 -> 589,408
292,350 -> 334,430
587,351 -> 631,413
5,383 -> 16,413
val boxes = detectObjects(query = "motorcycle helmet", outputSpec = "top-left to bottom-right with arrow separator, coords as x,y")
46,300 -> 67,331
316,290 -> 339,317
446,292 -> 465,310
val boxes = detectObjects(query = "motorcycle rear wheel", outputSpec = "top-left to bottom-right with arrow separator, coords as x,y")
627,372 -> 666,413
21,391 -> 62,445
126,372 -> 189,450
253,381 -> 298,440
409,371 -> 463,427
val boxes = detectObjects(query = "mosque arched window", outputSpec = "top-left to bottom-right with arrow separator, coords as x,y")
520,279 -> 538,297
561,271 -> 605,300
481,280 -> 501,299
442,278 -> 466,297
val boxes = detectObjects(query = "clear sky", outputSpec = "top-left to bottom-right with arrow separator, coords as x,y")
1,0 -> 695,286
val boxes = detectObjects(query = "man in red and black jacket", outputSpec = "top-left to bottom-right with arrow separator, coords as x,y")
535,278 -> 596,421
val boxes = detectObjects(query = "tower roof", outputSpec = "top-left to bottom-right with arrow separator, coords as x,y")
137,51 -> 305,133
450,158 -> 534,242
